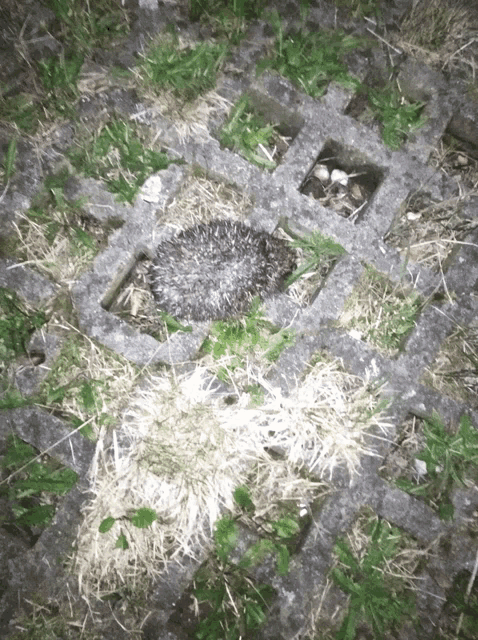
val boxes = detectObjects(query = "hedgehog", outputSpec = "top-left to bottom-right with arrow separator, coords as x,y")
149,220 -> 296,321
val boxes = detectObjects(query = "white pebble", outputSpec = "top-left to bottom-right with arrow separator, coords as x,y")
330,169 -> 349,186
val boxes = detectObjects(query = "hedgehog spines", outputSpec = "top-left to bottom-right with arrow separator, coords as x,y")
149,219 -> 296,321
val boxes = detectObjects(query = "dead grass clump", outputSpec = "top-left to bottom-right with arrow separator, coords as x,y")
253,355 -> 391,480
39,327 -> 138,436
157,171 -> 253,230
430,135 -> 478,194
422,319 -> 478,409
398,0 -> 477,80
13,209 -> 107,285
72,367 -> 269,597
72,357 -> 387,598
384,190 -> 477,272
338,266 -> 422,357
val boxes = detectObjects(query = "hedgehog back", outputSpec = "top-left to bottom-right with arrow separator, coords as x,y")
149,220 -> 295,321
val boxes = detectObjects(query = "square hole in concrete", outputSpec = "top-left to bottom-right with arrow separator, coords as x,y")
0,433 -> 78,547
384,190 -> 475,272
345,81 -> 427,150
322,506 -> 423,639
379,412 -> 478,521
430,131 -> 478,192
300,140 -> 383,221
280,226 -> 346,306
219,90 -> 304,171
102,172 -> 254,340
337,265 -> 423,357
421,318 -> 478,410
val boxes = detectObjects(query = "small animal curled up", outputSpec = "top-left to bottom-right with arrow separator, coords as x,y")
149,220 -> 296,321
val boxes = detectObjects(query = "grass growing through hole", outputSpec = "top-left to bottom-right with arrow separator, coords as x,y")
192,484 -> 301,639
0,434 -> 78,532
43,0 -> 130,53
14,170 -> 107,283
0,286 -> 47,409
367,87 -> 427,150
440,569 -> 478,640
285,229 -> 346,305
138,37 -> 229,102
37,52 -> 85,119
200,298 -> 296,386
38,331 -> 138,439
338,265 -> 422,355
68,119 -> 182,203
395,412 -> 478,520
0,0 -> 129,132
257,15 -> 364,98
189,0 -> 267,43
335,0 -> 382,18
422,320 -> 478,409
331,511 -> 416,640
219,95 -> 281,170
0,288 -> 47,364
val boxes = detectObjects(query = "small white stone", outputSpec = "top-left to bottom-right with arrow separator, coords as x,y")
330,169 -> 349,186
141,175 -> 163,203
406,211 -> 421,221
349,329 -> 363,341
312,164 -> 330,183
414,459 -> 428,476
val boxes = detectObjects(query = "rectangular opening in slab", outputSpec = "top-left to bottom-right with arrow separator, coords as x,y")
299,139 -> 384,222
384,189 -> 473,272
379,412 -> 478,521
281,224 -> 346,307
344,78 -> 427,151
219,90 -> 304,171
0,433 -> 78,547
336,263 -> 423,357
101,249 -> 173,344
421,317 -> 478,410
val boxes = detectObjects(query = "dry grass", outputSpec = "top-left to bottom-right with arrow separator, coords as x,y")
398,0 -> 478,81
337,266 -> 422,357
12,209 -> 108,286
422,319 -> 478,409
253,356 -> 391,480
155,170 -> 253,230
72,357 -> 388,598
384,190 -> 477,272
39,325 -> 139,435
431,135 -> 478,194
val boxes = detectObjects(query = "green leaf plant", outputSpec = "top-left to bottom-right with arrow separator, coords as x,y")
192,485 -> 301,639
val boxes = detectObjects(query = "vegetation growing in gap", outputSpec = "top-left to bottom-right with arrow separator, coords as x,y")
396,412 -> 478,520
338,265 -> 423,355
189,0 -> 267,42
139,37 -> 229,102
0,0 -> 130,132
0,288 -> 47,364
331,512 -> 416,639
220,95 -> 282,170
192,484 -> 301,639
366,87 -> 427,150
68,119 -> 182,203
257,14 -> 364,98
201,297 -> 296,385
0,434 -> 77,532
14,170 -> 106,283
